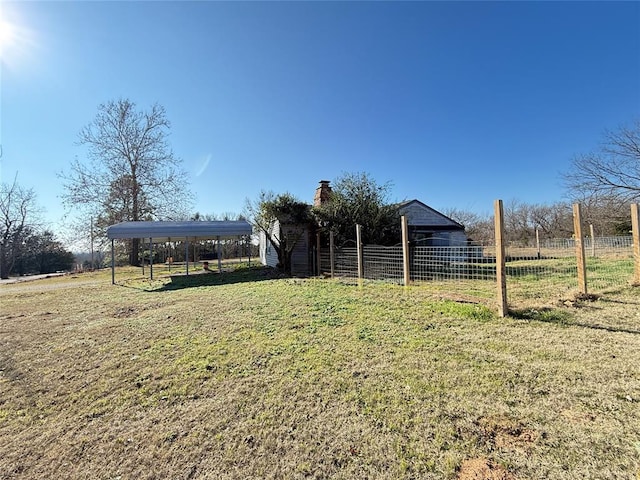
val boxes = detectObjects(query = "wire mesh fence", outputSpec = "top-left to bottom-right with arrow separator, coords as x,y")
504,236 -> 635,305
320,234 -> 636,310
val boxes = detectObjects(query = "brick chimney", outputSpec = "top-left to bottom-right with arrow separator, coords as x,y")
314,180 -> 332,206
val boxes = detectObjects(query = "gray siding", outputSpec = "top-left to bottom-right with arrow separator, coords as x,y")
399,200 -> 462,228
399,200 -> 468,246
260,221 -> 312,275
450,231 -> 468,247
282,224 -> 311,276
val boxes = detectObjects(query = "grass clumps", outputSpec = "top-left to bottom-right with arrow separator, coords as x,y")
0,268 -> 639,479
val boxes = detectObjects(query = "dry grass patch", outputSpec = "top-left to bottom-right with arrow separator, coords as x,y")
1,267 -> 639,479
457,458 -> 515,480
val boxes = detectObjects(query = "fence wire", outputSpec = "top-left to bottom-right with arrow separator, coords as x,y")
319,235 -> 636,309
505,236 -> 635,305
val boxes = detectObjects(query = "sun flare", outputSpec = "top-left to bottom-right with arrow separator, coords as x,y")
0,19 -> 17,54
0,8 -> 38,70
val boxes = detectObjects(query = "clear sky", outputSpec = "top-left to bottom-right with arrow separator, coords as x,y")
1,1 -> 639,235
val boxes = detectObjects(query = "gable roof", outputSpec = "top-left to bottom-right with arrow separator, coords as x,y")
398,200 -> 464,230
106,220 -> 252,242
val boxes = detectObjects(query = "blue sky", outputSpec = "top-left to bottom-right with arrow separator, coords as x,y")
1,1 -> 639,235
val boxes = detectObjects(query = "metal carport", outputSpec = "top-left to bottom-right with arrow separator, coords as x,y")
106,220 -> 253,284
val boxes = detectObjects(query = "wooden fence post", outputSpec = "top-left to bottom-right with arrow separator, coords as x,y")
631,203 -> 640,285
356,224 -> 364,280
329,231 -> 335,278
401,215 -> 410,286
185,238 -> 190,275
590,223 -> 596,258
573,203 -> 587,295
494,200 -> 508,317
316,232 -> 321,276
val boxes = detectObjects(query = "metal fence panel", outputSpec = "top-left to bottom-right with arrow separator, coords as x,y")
319,235 -> 635,308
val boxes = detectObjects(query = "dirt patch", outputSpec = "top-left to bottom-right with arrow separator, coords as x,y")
476,415 -> 540,452
457,457 -> 516,480
560,409 -> 596,423
113,306 -> 139,318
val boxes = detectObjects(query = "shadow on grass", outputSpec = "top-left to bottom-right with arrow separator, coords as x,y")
159,265 -> 284,291
112,265 -> 284,292
510,307 -> 640,335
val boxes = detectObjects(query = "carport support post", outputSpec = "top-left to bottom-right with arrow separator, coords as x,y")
217,236 -> 222,272
111,239 -> 115,284
631,203 -> 640,284
401,215 -> 410,286
149,237 -> 154,280
494,199 -> 508,317
573,203 -> 587,295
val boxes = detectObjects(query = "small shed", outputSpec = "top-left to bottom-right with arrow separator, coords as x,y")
258,219 -> 313,276
398,200 -> 467,246
106,220 -> 253,283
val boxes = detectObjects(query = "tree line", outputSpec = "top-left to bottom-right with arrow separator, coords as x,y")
0,177 -> 74,279
444,197 -> 632,247
2,98 -> 637,277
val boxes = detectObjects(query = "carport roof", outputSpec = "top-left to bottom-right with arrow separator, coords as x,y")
106,220 -> 253,242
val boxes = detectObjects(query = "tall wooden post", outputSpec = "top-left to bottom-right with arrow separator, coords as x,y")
329,231 -> 335,278
401,215 -> 410,286
590,224 -> 596,258
494,200 -> 508,317
535,227 -> 541,259
356,224 -> 364,280
631,203 -> 640,285
185,238 -> 190,275
573,203 -> 587,295
316,232 -> 322,276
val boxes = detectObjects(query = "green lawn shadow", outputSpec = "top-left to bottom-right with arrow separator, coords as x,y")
510,305 -> 640,335
159,265 -> 283,291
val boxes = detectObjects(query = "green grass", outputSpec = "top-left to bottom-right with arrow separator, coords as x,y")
0,267 -> 639,479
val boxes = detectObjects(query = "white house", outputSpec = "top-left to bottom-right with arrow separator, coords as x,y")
259,181 -> 469,275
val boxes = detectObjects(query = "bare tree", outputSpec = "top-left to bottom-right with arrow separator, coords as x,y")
59,99 -> 193,265
442,207 -> 493,244
444,201 -> 582,244
0,176 -> 41,279
571,194 -> 632,235
564,119 -> 640,203
529,202 -> 574,239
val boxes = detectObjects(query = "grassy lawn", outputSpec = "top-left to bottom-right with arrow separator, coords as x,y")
1,266 -> 639,479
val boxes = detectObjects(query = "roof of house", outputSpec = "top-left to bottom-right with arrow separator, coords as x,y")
106,220 -> 253,242
398,199 -> 465,230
